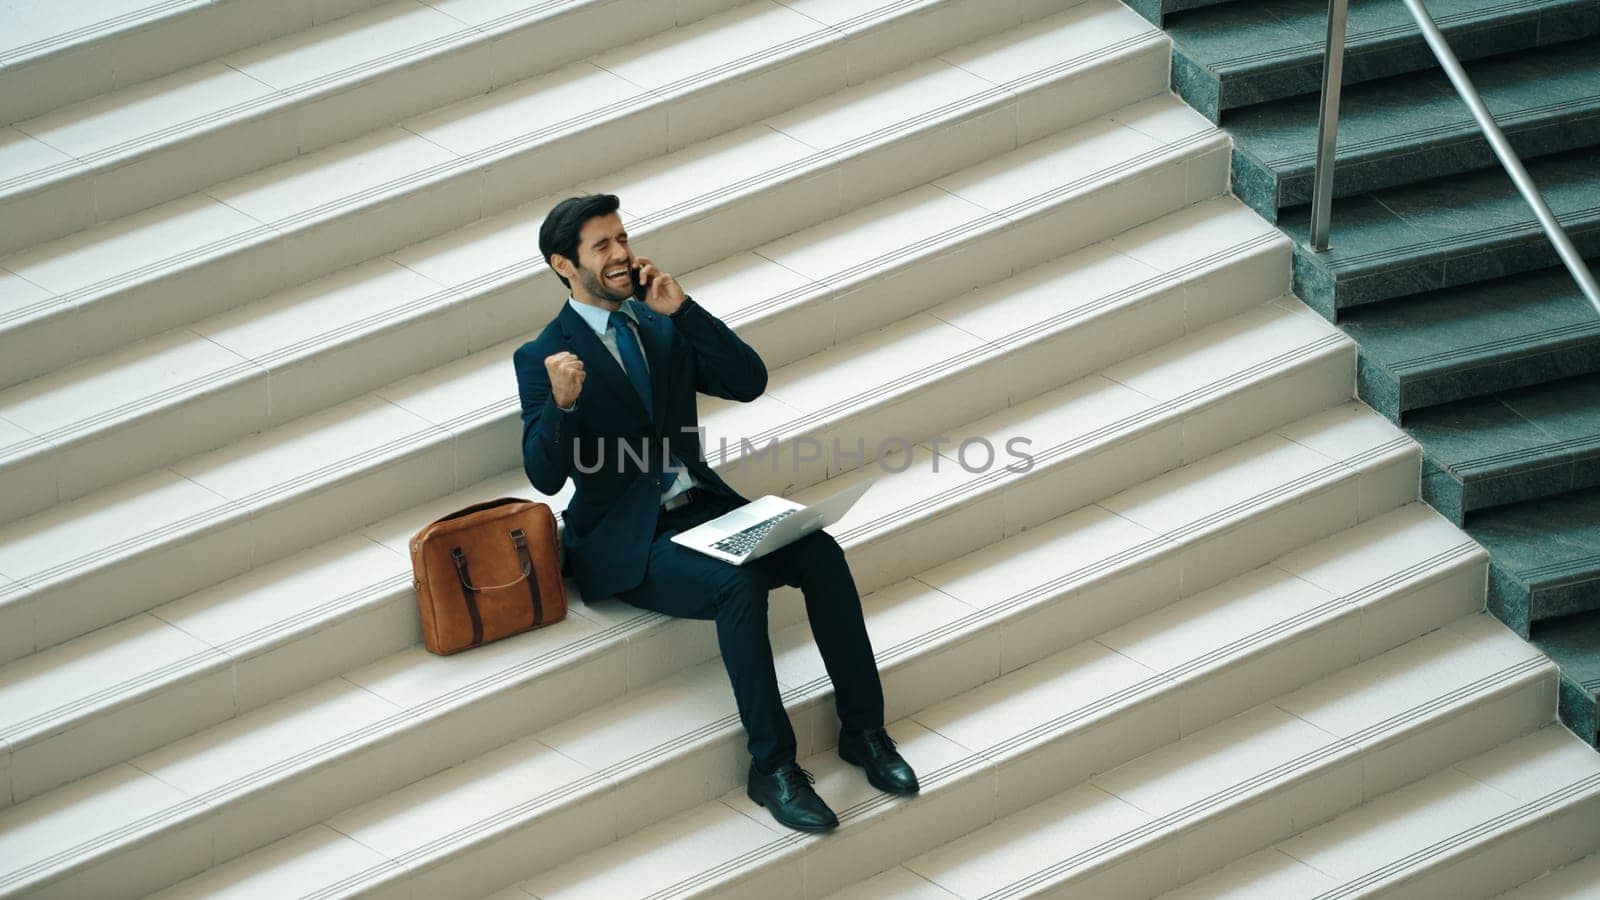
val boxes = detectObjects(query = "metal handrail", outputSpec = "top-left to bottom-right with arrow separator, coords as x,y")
1308,0 -> 1600,314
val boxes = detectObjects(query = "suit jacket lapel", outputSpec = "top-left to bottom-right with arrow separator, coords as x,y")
557,301 -> 653,432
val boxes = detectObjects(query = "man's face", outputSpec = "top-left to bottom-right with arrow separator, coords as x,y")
566,212 -> 635,305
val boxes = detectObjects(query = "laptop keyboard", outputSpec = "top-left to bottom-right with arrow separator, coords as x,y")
711,508 -> 800,557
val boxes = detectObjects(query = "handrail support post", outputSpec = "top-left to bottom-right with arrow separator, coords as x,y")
1309,0 -> 1349,252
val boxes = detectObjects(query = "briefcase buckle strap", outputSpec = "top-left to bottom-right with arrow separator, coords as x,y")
450,530 -> 544,647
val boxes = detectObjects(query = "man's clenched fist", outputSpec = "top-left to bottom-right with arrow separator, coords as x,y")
545,351 -> 585,408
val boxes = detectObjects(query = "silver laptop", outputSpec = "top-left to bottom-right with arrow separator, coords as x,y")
671,477 -> 877,565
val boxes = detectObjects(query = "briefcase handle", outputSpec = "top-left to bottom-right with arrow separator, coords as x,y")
450,528 -> 536,592
453,555 -> 532,591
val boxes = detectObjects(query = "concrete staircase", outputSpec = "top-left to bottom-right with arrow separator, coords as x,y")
1,1 -> 1597,897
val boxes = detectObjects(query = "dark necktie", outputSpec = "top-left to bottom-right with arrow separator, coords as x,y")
608,310 -> 653,417
609,311 -> 675,492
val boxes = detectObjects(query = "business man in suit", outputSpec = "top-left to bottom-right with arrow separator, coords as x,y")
512,194 -> 918,834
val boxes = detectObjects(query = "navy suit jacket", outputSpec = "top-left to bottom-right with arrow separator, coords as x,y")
512,295 -> 768,601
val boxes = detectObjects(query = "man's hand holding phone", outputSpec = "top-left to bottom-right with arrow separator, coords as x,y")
630,256 -> 685,316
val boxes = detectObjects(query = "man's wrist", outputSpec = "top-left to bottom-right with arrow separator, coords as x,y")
669,295 -> 695,319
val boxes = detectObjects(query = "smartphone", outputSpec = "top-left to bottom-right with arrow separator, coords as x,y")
629,263 -> 649,301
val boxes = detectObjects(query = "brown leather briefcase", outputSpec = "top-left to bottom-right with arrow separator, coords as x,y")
409,497 -> 567,655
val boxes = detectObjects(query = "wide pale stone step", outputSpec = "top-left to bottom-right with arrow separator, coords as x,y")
0,0 -> 391,125
0,396 -> 1401,896
0,287 -> 1342,806
0,278 -> 1350,797
1494,852 -> 1600,899
807,614 -> 1553,900
498,504 -> 1489,900
0,73 -> 1213,524
0,0 -> 1150,389
11,0 -> 1018,254
1159,725 -> 1600,900
135,405 -> 1420,900
0,179 -> 1260,669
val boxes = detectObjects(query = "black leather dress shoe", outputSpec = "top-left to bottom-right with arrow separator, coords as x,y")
838,726 -> 919,795
747,761 -> 839,833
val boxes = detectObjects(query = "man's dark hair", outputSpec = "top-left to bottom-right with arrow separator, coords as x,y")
540,193 -> 622,290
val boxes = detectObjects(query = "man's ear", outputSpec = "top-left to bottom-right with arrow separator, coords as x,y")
550,253 -> 573,281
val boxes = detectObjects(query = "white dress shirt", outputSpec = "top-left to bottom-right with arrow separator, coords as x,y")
560,296 -> 698,505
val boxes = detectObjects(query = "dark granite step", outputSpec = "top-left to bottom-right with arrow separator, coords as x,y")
1531,607 -> 1600,746
1409,372 -> 1600,523
1126,0 -> 1236,26
1229,37 -> 1600,219
1344,261 -> 1600,420
1167,0 -> 1599,122
1285,146 -> 1600,319
1472,488 -> 1600,635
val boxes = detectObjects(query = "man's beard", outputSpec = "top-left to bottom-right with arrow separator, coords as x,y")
580,263 -> 633,303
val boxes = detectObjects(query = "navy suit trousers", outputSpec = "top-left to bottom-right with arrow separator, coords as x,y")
616,489 -> 885,771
